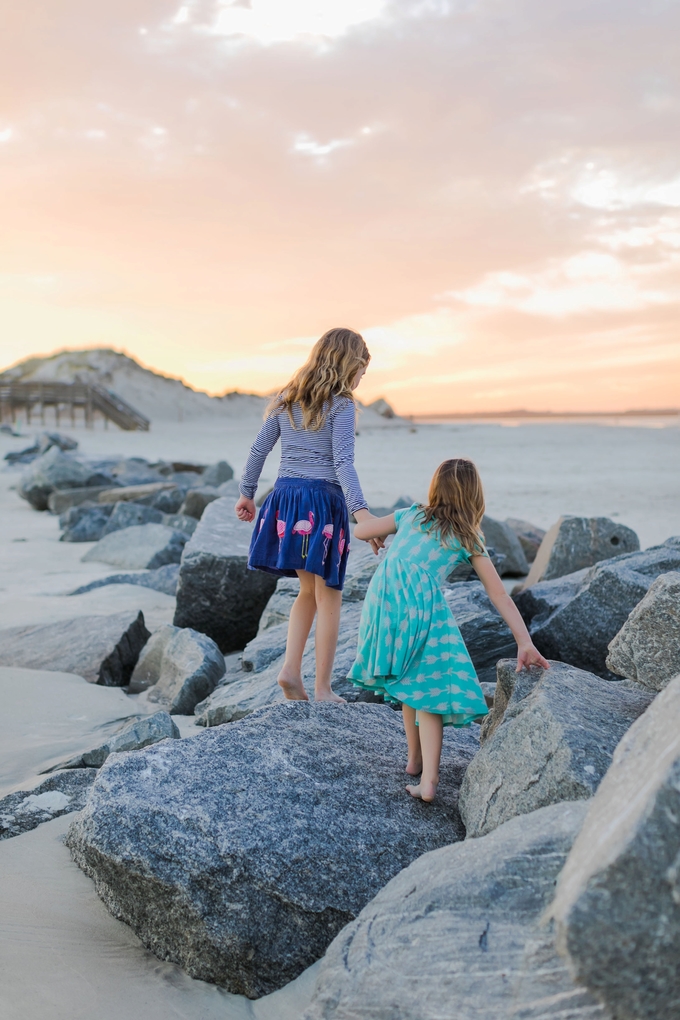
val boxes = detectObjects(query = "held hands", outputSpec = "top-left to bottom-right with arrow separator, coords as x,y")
235,495 -> 256,522
516,642 -> 551,672
353,508 -> 386,556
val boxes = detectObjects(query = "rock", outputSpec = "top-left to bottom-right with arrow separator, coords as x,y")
108,457 -> 167,487
518,540 -> 680,678
82,523 -> 189,570
459,659 -> 653,838
18,446 -> 114,511
443,582 -> 516,685
202,460 -> 234,487
342,542 -> 384,602
179,486 -> 220,520
513,567 -> 590,626
47,485 -> 117,513
69,563 -> 181,598
128,625 -> 179,693
0,611 -> 151,686
523,515 -> 640,587
174,497 -> 277,653
481,515 -> 529,576
606,571 -> 680,691
136,486 -> 184,513
59,503 -> 114,542
147,628 -> 225,714
0,769 -> 98,840
96,481 -> 177,504
549,672 -> 680,1020
101,501 -> 164,534
257,577 -> 300,632
53,711 -> 180,769
66,702 -> 478,998
241,621 -> 290,673
304,800 -> 605,1020
505,517 -> 546,564
4,430 -> 79,465
161,512 -> 198,536
216,478 -> 241,499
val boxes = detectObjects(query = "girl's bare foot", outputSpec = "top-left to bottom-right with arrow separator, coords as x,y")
314,688 -> 346,703
406,780 -> 437,803
405,757 -> 422,776
277,667 -> 309,701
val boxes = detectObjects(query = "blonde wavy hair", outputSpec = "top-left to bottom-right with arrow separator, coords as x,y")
416,458 -> 486,555
267,327 -> 370,430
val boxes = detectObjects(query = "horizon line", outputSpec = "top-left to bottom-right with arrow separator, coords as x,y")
409,408 -> 680,420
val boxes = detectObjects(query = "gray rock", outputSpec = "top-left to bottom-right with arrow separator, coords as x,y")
53,711 -> 180,769
444,582 -> 516,685
66,703 -> 478,998
69,563 -> 181,598
606,571 -> 680,691
179,486 -> 220,520
216,478 -> 241,499
59,503 -> 114,542
520,540 -> 680,678
505,517 -> 546,564
202,461 -> 234,487
0,611 -> 151,686
101,501 -> 164,534
147,628 -> 225,714
513,567 -> 590,627
241,621 -> 290,673
524,515 -> 640,586
4,430 -> 79,465
129,625 -> 179,693
137,485 -> 185,513
481,515 -> 529,576
342,542 -> 383,602
174,497 -> 277,653
18,446 -> 113,511
161,512 -> 198,536
303,801 -> 607,1020
108,457 -> 167,487
0,769 -> 98,840
549,672 -> 680,1020
47,485 -> 117,513
459,659 -> 653,838
257,577 -> 300,632
82,523 -> 189,570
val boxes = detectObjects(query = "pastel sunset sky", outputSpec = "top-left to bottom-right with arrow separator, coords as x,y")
1,0 -> 679,414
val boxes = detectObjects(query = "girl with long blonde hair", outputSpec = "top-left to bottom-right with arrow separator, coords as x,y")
349,458 -> 549,801
236,327 -> 379,703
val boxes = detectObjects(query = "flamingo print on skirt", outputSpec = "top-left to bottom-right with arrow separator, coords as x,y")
275,511 -> 286,550
292,511 -> 315,559
337,527 -> 346,567
321,522 -> 333,563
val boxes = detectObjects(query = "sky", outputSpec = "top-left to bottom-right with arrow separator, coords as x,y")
1,0 -> 679,414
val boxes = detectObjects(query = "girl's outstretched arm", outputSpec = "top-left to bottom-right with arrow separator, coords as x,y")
471,554 -> 550,672
354,511 -> 397,542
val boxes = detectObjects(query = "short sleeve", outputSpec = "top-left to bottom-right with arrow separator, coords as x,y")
394,504 -> 417,529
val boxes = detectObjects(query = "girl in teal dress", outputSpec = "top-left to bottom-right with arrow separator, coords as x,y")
349,458 -> 549,803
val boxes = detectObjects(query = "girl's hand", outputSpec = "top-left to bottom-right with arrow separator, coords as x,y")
516,642 -> 550,672
235,495 -> 256,522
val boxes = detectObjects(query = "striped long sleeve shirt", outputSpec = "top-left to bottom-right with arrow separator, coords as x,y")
239,397 -> 368,514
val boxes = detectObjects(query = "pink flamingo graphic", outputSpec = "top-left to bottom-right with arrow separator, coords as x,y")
259,510 -> 267,533
276,511 -> 286,551
337,527 -> 346,566
292,511 -> 314,559
321,522 -> 334,563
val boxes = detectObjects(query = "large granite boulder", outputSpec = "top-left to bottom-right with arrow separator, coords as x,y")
47,484 -> 116,513
18,446 -> 114,511
101,500 -> 164,534
505,517 -> 546,564
147,628 -> 225,714
606,571 -> 680,691
82,523 -> 189,570
174,497 -> 277,653
59,502 -> 114,542
4,429 -> 79,465
52,711 -> 180,769
201,460 -> 234,487
0,769 -> 98,840
137,485 -> 185,513
459,659 -> 653,838
128,624 -> 178,693
523,515 -> 640,586
444,582 -> 516,685
241,621 -> 290,673
303,801 -> 607,1020
549,673 -> 680,1020
66,703 -> 478,998
257,577 -> 300,632
0,611 -> 151,686
69,563 -> 180,598
481,515 -> 529,576
515,539 -> 680,678
179,486 -> 220,520
341,542 -> 384,602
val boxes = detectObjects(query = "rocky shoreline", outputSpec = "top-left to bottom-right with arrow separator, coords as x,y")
1,432 -> 679,1018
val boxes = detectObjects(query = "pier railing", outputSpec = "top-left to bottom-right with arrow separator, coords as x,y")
0,380 -> 150,431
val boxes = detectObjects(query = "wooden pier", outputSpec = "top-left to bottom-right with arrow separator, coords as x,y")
0,381 -> 150,431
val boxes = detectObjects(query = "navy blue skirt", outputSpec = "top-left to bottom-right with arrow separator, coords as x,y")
248,477 -> 351,590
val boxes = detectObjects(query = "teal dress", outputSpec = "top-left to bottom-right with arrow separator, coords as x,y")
348,505 -> 490,726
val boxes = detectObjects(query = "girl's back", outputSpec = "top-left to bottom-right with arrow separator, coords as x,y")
385,505 -> 473,584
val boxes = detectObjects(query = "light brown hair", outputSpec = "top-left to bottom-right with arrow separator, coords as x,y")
267,327 -> 370,430
417,458 -> 486,554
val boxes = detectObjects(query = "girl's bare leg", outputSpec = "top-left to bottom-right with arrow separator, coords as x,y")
277,570 -> 316,700
313,574 -> 345,702
402,704 -> 423,775
406,711 -> 443,802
